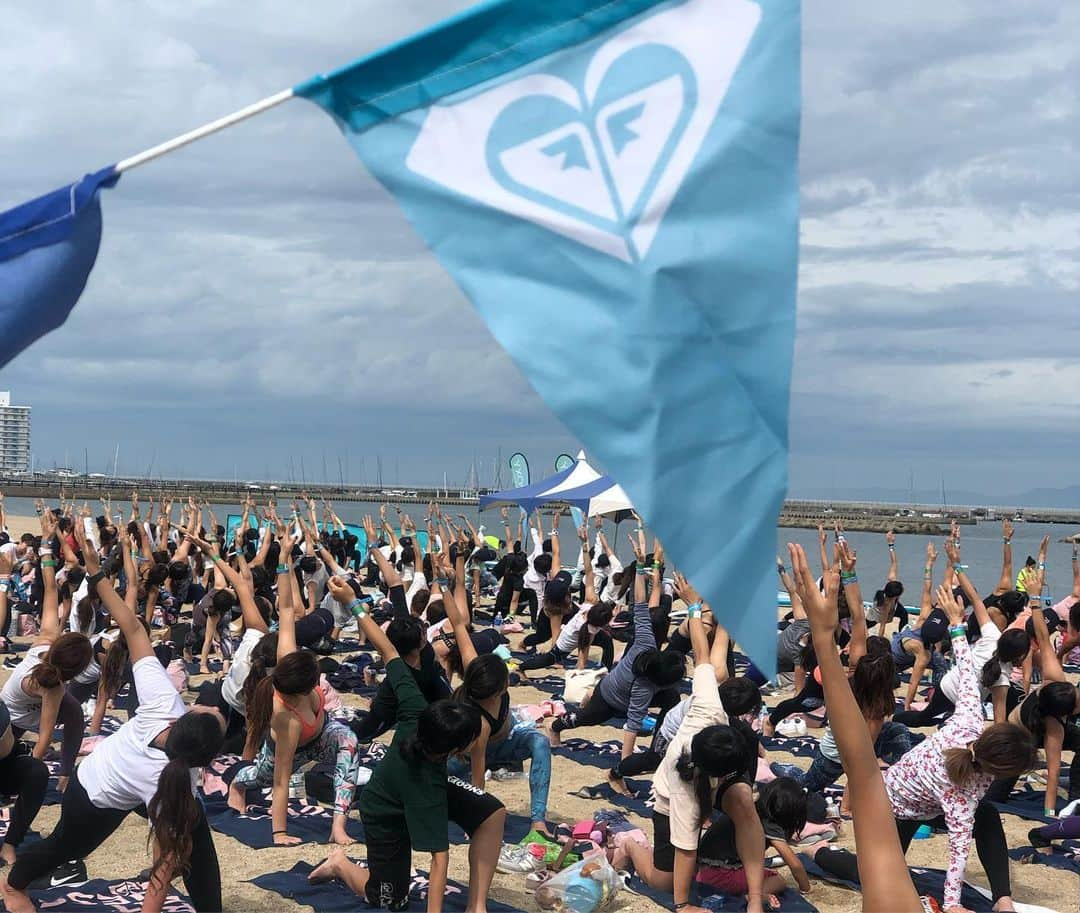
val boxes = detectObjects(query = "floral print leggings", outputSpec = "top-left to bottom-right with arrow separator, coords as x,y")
232,719 -> 359,815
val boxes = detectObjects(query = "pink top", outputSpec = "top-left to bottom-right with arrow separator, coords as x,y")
885,630 -> 989,909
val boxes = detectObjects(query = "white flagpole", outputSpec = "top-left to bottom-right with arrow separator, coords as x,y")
114,88 -> 295,174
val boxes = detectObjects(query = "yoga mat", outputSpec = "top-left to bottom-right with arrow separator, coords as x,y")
249,859 -> 517,912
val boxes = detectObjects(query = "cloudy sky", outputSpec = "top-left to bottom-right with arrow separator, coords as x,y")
2,1 -> 1077,498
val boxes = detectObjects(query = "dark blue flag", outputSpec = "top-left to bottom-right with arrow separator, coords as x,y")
0,166 -> 119,369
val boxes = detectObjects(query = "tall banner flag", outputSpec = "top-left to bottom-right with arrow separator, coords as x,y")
554,453 -> 585,529
297,0 -> 799,671
508,451 -> 531,532
0,167 -> 119,369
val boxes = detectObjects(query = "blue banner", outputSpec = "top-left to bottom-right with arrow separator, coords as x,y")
0,166 -> 119,368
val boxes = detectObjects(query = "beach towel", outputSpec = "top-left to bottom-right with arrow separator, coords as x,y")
202,793 -> 367,849
1009,840 -> 1080,874
799,855 -> 997,912
761,735 -> 819,759
29,878 -> 192,913
248,859 -> 518,912
626,871 -> 819,912
554,738 -> 633,769
570,779 -> 654,817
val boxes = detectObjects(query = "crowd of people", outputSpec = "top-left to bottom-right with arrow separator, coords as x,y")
0,491 -> 1074,913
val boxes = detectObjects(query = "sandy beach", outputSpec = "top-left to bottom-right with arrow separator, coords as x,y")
0,515 -> 1073,913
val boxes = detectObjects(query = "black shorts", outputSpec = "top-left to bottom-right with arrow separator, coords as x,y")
652,811 -> 675,873
363,824 -> 412,911
446,776 -> 504,834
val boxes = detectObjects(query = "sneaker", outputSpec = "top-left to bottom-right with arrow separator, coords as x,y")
496,844 -> 544,874
491,768 -> 526,781
30,859 -> 89,890
794,827 -> 837,847
769,761 -> 805,781
776,717 -> 808,738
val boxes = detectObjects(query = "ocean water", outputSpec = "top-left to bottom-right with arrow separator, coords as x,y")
5,496 -> 1077,602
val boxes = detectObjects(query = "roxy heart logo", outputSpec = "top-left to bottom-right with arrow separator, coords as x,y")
406,0 -> 762,262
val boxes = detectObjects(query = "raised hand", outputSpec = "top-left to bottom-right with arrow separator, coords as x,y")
926,541 -> 938,566
935,584 -> 964,626
838,539 -> 857,572
673,571 -> 701,607
1002,518 -> 1013,542
789,543 -> 839,637
627,533 -> 644,563
944,537 -> 961,567
886,528 -> 896,548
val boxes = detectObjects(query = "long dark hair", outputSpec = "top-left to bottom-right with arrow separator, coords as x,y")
756,777 -> 808,841
675,720 -> 755,822
577,603 -> 614,652
30,632 -> 93,690
147,711 -> 224,880
100,620 -> 152,698
246,650 -> 318,748
981,629 -> 1029,691
851,650 -> 896,722
241,632 -> 278,726
400,699 -> 481,764
462,654 -> 509,701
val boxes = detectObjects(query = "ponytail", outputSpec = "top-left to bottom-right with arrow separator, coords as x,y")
675,750 -> 715,822
244,675 -> 275,749
30,661 -> 62,690
100,621 -> 150,699
148,711 -> 224,879
980,656 -> 1003,692
147,758 -> 201,880
31,632 -> 93,690
943,746 -> 978,785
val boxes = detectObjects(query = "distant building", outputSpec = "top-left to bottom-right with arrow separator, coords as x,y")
0,393 -> 31,473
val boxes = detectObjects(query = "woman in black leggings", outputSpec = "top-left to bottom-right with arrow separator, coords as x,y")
0,699 -> 48,867
1,536 -> 227,913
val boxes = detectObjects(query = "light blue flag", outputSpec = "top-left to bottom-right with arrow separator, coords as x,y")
297,0 -> 800,671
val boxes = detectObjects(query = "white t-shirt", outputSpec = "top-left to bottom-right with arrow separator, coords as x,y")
652,665 -> 728,850
222,627 -> 266,715
79,656 -> 191,810
658,696 -> 690,744
939,621 -> 1007,704
555,603 -> 594,654
0,644 -> 49,729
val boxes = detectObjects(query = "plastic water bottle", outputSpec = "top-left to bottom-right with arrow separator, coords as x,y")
493,612 -> 504,629
288,771 -> 305,800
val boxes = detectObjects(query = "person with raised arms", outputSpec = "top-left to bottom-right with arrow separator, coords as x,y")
0,511 -> 92,794
618,574 -> 772,913
813,548 -> 1037,913
1,530 -> 226,913
225,528 -> 360,847
312,572 -> 505,913
786,543 -> 923,913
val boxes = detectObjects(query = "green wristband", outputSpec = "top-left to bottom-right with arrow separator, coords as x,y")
41,560 -> 57,569
948,625 -> 966,638
276,564 -> 290,575
686,602 -> 702,619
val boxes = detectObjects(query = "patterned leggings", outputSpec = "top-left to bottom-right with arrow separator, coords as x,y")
232,719 -> 359,815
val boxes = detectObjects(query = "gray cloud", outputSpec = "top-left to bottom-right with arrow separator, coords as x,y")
1,1 -> 1077,496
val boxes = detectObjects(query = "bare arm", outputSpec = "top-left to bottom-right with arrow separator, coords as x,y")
789,543 -> 920,913
994,519 -> 1014,596
839,540 -> 867,669
886,529 -> 898,582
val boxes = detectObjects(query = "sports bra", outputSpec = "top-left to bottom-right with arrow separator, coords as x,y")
274,686 -> 326,745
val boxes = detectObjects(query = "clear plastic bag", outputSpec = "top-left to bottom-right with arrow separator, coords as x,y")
534,855 -> 623,913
